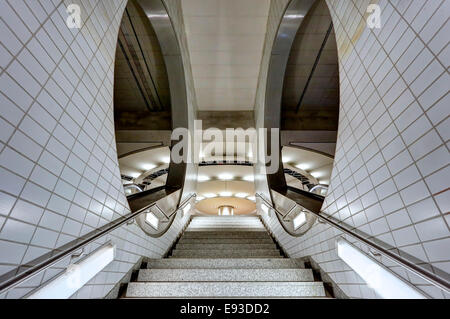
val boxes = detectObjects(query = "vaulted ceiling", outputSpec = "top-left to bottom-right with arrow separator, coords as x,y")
114,0 -> 171,130
281,0 -> 339,131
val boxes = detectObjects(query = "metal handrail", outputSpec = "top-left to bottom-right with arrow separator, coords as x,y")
0,193 -> 196,296
256,193 -> 450,294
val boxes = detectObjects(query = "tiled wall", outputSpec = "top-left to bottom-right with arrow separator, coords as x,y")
260,0 -> 449,298
0,0 -> 192,298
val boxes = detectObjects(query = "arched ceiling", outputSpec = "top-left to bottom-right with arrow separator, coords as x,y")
181,0 -> 270,111
282,146 -> 334,186
281,0 -> 339,131
114,0 -> 172,130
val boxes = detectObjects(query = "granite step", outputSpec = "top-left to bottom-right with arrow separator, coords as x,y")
146,258 -> 303,269
126,282 -> 326,298
175,243 -> 277,250
185,227 -> 266,232
170,249 -> 281,258
137,268 -> 314,282
177,238 -> 274,244
182,231 -> 271,239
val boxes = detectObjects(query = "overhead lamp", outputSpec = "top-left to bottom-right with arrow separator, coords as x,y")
218,205 -> 234,216
247,195 -> 256,201
162,157 -> 170,164
219,191 -> 232,197
145,211 -> 159,230
129,172 -> 141,179
142,163 -> 157,171
311,171 -> 322,178
293,211 -> 307,230
204,193 -> 217,198
296,163 -> 311,171
28,243 -> 115,299
336,238 -> 426,299
218,173 -> 233,180
243,175 -> 254,182
197,175 -> 210,182
235,193 -> 248,198
196,196 -> 205,201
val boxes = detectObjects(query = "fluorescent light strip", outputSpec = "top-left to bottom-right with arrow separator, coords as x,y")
28,243 -> 115,299
182,203 -> 191,215
145,211 -> 159,230
336,238 -> 426,299
293,211 -> 307,230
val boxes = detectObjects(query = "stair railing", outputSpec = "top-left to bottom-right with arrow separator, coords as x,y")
255,193 -> 450,294
0,193 -> 196,296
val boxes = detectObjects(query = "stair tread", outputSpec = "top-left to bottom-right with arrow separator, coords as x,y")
124,217 -> 329,298
126,282 -> 326,298
146,258 -> 303,269
176,243 -> 277,249
138,268 -> 314,282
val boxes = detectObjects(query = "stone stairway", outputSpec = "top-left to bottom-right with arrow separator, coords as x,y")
124,216 -> 329,298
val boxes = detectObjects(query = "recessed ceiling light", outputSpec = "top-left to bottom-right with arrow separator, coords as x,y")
130,172 -> 141,179
296,163 -> 310,171
311,171 -> 322,178
282,156 -> 290,163
197,175 -> 210,182
162,157 -> 170,164
219,191 -> 232,197
204,193 -> 217,198
235,193 -> 248,198
243,175 -> 254,182
218,173 -> 233,180
142,163 -> 157,171
196,196 -> 205,201
247,196 -> 256,201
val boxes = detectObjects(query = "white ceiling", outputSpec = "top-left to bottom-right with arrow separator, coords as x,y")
282,146 -> 334,185
181,0 -> 270,111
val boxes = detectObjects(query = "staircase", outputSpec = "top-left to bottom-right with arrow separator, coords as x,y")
124,216 -> 329,298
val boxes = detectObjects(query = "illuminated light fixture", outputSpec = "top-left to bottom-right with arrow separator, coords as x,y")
260,204 -> 269,214
235,193 -> 248,198
296,163 -> 310,171
293,211 -> 307,230
285,14 -> 304,19
162,157 -> 170,164
282,156 -> 290,163
129,172 -> 141,179
243,175 -> 254,182
28,243 -> 115,299
247,196 -> 256,201
336,238 -> 426,299
311,171 -> 322,178
218,205 -> 234,216
142,163 -> 157,171
218,173 -> 233,180
204,193 -> 217,198
145,211 -> 159,230
197,175 -> 210,182
196,196 -> 205,201
182,203 -> 191,215
219,191 -> 232,197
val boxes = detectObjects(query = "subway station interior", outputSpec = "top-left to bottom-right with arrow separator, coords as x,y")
0,0 -> 449,301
